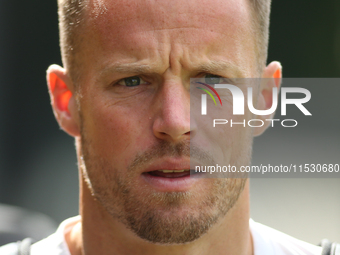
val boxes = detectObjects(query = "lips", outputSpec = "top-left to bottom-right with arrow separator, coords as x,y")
141,158 -> 191,174
140,158 -> 199,192
147,169 -> 191,178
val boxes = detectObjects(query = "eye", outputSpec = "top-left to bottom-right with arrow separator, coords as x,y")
117,76 -> 147,87
204,74 -> 222,84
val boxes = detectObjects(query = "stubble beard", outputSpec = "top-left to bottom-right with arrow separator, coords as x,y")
80,134 -> 249,244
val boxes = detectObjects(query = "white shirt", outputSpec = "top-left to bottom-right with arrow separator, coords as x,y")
250,219 -> 322,255
30,216 -> 77,255
29,216 -> 322,255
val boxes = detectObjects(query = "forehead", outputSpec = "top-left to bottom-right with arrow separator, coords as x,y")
88,0 -> 251,28
79,0 -> 255,77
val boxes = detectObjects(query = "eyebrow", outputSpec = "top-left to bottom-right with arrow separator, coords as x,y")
195,60 -> 247,78
99,59 -> 246,79
100,62 -> 153,77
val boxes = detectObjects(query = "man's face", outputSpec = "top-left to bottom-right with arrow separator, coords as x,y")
76,0 -> 257,244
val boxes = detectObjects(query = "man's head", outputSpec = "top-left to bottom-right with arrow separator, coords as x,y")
47,0 -> 280,245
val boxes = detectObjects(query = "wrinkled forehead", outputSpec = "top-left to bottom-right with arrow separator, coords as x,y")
72,0 -> 256,78
84,0 -> 253,44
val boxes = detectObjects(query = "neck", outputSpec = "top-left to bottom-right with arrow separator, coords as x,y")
67,177 -> 252,255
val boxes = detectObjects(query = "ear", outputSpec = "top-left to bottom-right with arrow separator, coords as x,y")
252,61 -> 282,137
47,64 -> 80,137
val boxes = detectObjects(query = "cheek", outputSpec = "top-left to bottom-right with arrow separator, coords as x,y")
80,95 -> 153,169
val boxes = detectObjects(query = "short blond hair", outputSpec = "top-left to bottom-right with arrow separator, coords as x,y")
57,0 -> 271,79
57,0 -> 87,81
250,0 -> 272,73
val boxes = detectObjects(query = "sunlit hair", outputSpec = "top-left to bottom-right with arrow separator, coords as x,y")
57,0 -> 271,80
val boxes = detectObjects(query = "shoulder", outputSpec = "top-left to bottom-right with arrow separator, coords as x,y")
250,219 -> 322,255
0,242 -> 20,255
30,216 -> 80,255
0,238 -> 34,255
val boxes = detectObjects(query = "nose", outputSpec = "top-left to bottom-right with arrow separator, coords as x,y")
152,80 -> 191,143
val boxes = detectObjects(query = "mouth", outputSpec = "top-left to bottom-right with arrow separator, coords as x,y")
139,158 -> 204,192
146,169 -> 191,178
141,168 -> 202,192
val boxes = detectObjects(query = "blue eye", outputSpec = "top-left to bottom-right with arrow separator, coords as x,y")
118,76 -> 145,87
205,74 -> 221,84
